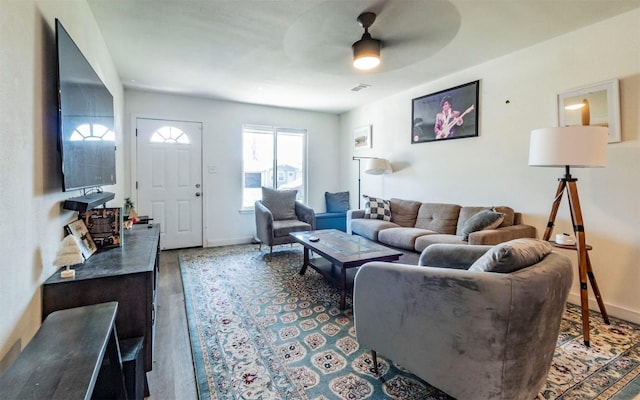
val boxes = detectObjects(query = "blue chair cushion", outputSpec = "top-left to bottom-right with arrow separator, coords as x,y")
325,191 -> 350,213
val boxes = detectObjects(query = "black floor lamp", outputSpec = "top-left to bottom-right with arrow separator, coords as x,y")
352,156 -> 393,208
529,126 -> 610,347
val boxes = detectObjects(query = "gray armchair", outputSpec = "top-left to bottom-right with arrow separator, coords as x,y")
353,240 -> 573,400
255,199 -> 315,256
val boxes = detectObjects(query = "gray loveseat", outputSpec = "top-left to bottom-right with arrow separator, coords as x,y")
347,198 -> 537,258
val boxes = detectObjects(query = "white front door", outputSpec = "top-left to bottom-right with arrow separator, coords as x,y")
136,118 -> 203,250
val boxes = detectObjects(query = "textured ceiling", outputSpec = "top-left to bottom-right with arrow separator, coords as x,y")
87,0 -> 640,114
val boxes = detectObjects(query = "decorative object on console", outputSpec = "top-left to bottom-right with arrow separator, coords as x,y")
352,156 -> 393,208
412,80 -> 479,143
124,197 -> 134,215
352,12 -> 381,70
557,79 -> 621,143
65,219 -> 97,259
53,235 -> 85,279
79,208 -> 122,249
123,208 -> 139,230
529,125 -> 610,346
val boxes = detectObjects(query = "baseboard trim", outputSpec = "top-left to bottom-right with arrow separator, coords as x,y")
566,293 -> 639,325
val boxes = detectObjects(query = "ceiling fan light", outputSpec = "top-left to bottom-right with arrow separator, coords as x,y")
352,36 -> 381,70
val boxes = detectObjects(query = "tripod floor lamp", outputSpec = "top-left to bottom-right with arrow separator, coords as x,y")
352,157 -> 393,208
529,126 -> 610,347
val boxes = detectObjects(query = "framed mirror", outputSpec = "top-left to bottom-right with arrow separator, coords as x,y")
557,79 -> 621,143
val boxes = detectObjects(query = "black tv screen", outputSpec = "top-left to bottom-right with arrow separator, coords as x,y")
56,19 -> 116,192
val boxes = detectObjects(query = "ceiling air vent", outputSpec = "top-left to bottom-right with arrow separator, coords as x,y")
350,83 -> 372,92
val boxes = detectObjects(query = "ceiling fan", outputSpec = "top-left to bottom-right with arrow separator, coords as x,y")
352,12 -> 382,70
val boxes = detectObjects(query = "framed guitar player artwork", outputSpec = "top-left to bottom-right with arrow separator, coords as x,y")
411,80 -> 479,143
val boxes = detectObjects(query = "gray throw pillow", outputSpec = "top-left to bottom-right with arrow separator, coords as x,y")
461,209 -> 505,241
363,195 -> 391,221
469,238 -> 553,273
261,187 -> 297,220
325,191 -> 350,213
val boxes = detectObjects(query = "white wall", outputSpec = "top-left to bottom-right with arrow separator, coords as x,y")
0,0 -> 124,367
340,10 -> 640,323
124,91 -> 340,247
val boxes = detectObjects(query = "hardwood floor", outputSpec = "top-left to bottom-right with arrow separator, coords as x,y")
146,250 -> 198,399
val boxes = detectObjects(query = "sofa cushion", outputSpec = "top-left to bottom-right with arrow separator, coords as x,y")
351,219 -> 399,241
457,206 -> 515,233
273,219 -> 312,238
414,234 -> 467,252
390,198 -> 422,227
460,209 -> 505,241
262,187 -> 297,220
415,203 -> 461,234
325,191 -> 350,213
378,227 -> 435,251
469,238 -> 553,273
494,206 -> 515,227
363,195 -> 391,221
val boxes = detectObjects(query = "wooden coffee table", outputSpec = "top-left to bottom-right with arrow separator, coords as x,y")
290,229 -> 402,309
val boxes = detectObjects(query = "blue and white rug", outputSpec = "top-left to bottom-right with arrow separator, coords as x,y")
179,245 -> 640,399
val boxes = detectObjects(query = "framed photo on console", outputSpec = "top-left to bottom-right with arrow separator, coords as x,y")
79,207 -> 123,250
65,219 -> 97,260
412,80 -> 479,143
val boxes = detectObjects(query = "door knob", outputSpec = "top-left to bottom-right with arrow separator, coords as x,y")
195,192 -> 201,197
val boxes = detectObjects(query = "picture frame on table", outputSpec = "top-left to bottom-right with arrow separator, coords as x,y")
79,207 -> 123,249
412,80 -> 479,143
65,219 -> 97,260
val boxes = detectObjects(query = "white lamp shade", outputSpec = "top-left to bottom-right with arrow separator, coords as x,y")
364,158 -> 392,175
529,126 -> 607,167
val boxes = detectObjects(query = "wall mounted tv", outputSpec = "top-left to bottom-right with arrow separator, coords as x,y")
56,18 -> 116,195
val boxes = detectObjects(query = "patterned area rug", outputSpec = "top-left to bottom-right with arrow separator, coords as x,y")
179,244 -> 640,399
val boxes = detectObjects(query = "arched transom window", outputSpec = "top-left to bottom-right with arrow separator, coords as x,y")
150,126 -> 190,144
70,123 -> 115,141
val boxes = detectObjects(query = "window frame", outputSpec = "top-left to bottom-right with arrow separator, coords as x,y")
241,124 -> 307,211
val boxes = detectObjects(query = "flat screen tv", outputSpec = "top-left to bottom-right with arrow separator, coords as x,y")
56,18 -> 116,192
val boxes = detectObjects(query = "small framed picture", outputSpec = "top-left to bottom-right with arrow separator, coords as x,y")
353,125 -> 372,150
412,80 -> 479,143
80,207 -> 123,249
65,219 -> 97,260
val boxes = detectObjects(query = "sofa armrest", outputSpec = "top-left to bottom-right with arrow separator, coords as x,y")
418,243 -> 491,268
295,201 -> 316,229
468,224 -> 537,245
255,201 -> 274,243
346,209 -> 365,234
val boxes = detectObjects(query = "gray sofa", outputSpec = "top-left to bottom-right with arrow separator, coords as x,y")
347,198 -> 537,256
353,240 -> 573,400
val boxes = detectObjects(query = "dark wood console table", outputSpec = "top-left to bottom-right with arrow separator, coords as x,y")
42,224 -> 160,377
0,302 -> 127,399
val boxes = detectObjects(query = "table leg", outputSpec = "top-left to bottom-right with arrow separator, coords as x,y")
106,326 -> 128,400
299,247 -> 309,275
339,266 -> 347,310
